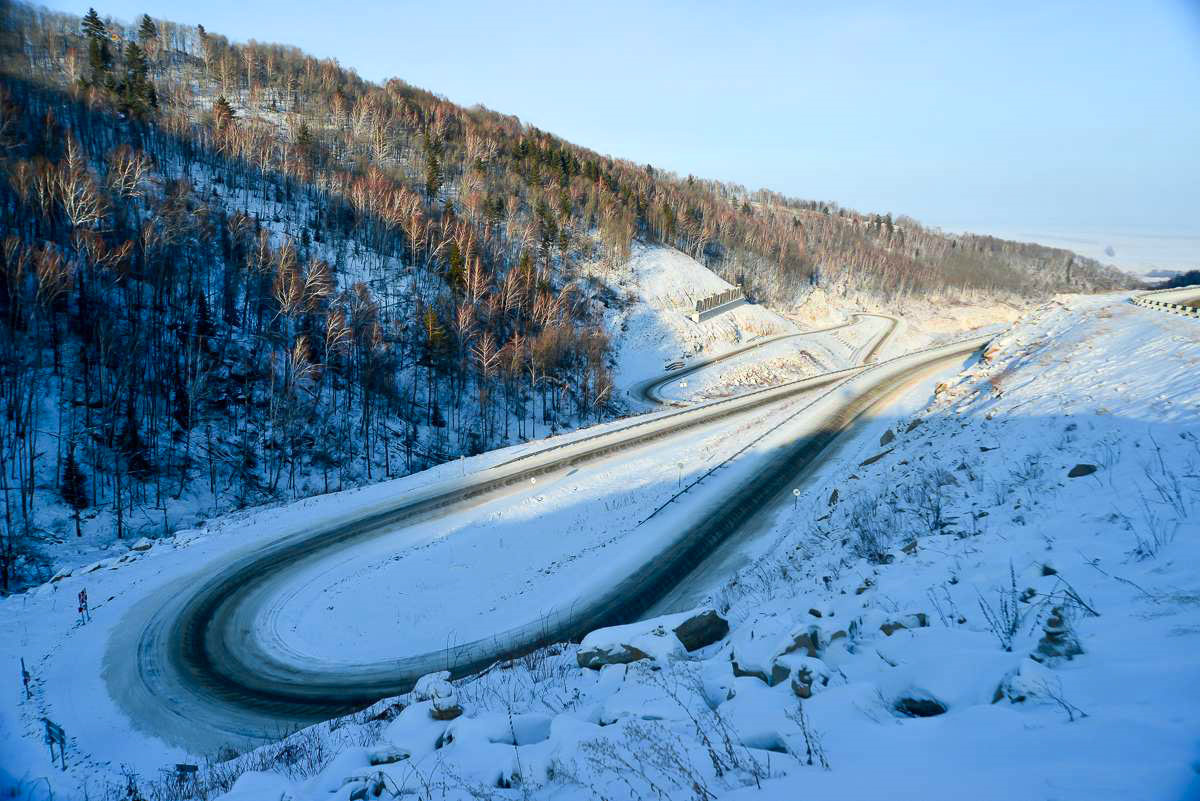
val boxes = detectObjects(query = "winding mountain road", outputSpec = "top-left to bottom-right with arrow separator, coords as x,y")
629,313 -> 896,406
107,314 -> 989,755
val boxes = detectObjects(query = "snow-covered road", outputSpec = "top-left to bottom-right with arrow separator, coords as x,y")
629,313 -> 896,406
101,325 -> 990,756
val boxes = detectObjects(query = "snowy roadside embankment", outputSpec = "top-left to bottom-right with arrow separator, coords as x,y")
130,292 -> 1198,801
596,245 -> 805,396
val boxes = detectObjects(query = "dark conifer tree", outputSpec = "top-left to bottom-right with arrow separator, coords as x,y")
80,7 -> 105,38
137,14 -> 158,44
61,447 -> 89,538
81,8 -> 112,85
121,41 -> 155,114
212,94 -> 235,129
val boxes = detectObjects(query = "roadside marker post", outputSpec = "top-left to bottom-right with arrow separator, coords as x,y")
42,718 -> 66,770
793,487 -> 800,510
20,657 -> 31,700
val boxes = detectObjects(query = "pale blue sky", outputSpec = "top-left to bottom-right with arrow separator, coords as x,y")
46,0 -> 1200,239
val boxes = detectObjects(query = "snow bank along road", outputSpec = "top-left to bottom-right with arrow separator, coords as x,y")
110,327 -> 991,753
629,313 -> 896,405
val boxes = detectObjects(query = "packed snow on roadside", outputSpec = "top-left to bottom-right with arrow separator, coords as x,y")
138,293 -> 1199,801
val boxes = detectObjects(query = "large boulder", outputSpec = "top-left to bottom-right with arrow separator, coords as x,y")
577,609 -> 721,668
576,641 -> 652,669
729,612 -> 848,687
576,620 -> 684,669
994,658 -> 1056,704
672,609 -> 729,652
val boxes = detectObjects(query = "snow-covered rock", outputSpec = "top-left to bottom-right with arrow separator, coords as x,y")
672,608 -> 730,651
577,612 -> 692,668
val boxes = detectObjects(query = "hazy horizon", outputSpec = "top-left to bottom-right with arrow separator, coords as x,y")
43,0 -> 1200,272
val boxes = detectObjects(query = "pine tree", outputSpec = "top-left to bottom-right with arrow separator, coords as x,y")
120,400 -> 152,482
80,7 -> 105,38
121,41 -> 156,115
81,7 -> 112,86
424,149 -> 441,199
171,372 -> 192,432
422,129 -> 441,199
61,447 -> 88,538
212,95 -> 235,130
137,14 -> 158,44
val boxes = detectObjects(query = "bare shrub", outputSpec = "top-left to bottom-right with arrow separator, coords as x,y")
1120,495 -> 1178,560
1032,676 -> 1089,723
847,495 -> 897,563
976,561 -> 1023,652
785,703 -> 830,769
902,470 -> 951,533
1143,432 -> 1190,519
98,720 -> 342,800
579,721 -> 717,801
1010,454 -> 1044,485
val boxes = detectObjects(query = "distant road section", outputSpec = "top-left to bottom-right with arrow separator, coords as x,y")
631,313 -> 896,406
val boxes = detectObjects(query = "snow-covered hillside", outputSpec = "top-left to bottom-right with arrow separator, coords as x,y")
5,292 -> 1194,800
595,244 -> 1019,408
596,245 -> 802,393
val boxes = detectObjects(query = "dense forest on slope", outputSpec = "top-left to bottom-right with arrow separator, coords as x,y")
0,2 -> 1129,591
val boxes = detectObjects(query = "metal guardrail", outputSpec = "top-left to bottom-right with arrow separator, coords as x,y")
1130,284 -> 1200,318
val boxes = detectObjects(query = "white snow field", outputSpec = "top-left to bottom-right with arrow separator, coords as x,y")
4,288 -> 1198,800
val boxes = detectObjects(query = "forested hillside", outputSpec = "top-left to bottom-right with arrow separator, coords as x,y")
0,2 -> 1129,591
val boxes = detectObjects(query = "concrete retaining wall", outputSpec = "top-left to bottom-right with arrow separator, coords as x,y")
690,297 -> 747,322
